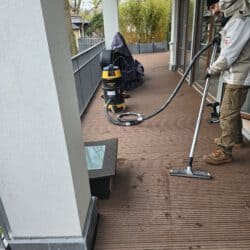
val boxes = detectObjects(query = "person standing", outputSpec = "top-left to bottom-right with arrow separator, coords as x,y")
204,0 -> 250,165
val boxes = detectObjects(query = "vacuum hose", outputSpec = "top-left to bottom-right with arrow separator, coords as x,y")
105,42 -> 214,126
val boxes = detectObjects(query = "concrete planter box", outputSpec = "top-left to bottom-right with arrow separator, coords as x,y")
128,41 -> 168,54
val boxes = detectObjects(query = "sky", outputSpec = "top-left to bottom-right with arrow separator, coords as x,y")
81,0 -> 95,10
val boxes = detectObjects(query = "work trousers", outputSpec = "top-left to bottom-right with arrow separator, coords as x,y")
217,84 -> 249,155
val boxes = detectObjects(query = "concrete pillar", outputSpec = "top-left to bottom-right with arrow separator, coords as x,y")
102,0 -> 119,49
0,1 -> 97,249
169,0 -> 179,71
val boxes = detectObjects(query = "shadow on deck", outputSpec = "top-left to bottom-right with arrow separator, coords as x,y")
82,52 -> 250,250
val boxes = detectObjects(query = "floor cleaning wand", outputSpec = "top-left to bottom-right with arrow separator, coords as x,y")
170,40 -> 219,180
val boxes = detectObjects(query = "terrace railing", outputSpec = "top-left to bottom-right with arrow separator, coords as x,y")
72,41 -> 105,115
78,37 -> 104,52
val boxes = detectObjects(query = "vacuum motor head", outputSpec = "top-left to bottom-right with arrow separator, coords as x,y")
102,64 -> 121,81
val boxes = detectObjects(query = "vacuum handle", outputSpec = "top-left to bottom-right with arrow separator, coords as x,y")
209,42 -> 218,68
188,43 -> 218,160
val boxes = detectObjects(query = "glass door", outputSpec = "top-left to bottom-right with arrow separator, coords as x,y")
193,0 -> 221,98
177,0 -> 195,74
185,0 -> 195,71
177,0 -> 189,73
193,0 -> 250,119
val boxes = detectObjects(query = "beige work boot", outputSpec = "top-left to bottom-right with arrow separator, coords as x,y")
203,148 -> 233,165
214,138 -> 244,148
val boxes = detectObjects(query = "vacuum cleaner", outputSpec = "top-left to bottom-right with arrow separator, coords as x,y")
102,36 -> 220,179
102,64 -> 126,112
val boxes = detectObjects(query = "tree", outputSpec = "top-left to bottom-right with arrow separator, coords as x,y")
119,0 -> 172,43
79,0 -> 102,21
82,0 -> 103,37
119,0 -> 144,43
90,0 -> 102,13
69,0 -> 83,15
64,0 -> 78,56
86,12 -> 104,37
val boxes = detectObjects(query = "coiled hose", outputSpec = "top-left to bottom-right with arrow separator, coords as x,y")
105,42 -> 213,126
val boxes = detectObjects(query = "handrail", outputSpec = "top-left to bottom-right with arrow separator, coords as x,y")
71,41 -> 105,115
72,40 -> 105,59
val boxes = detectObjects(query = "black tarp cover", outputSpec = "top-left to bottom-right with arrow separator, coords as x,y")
111,32 -> 144,91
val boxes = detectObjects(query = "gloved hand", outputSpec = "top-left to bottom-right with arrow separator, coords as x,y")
205,68 -> 212,79
213,32 -> 221,45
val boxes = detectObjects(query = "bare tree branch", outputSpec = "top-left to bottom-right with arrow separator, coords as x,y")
64,0 -> 78,56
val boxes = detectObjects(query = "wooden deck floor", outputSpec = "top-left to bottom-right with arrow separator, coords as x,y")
82,52 -> 250,250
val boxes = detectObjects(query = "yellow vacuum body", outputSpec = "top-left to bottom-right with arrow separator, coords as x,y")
102,64 -> 126,112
